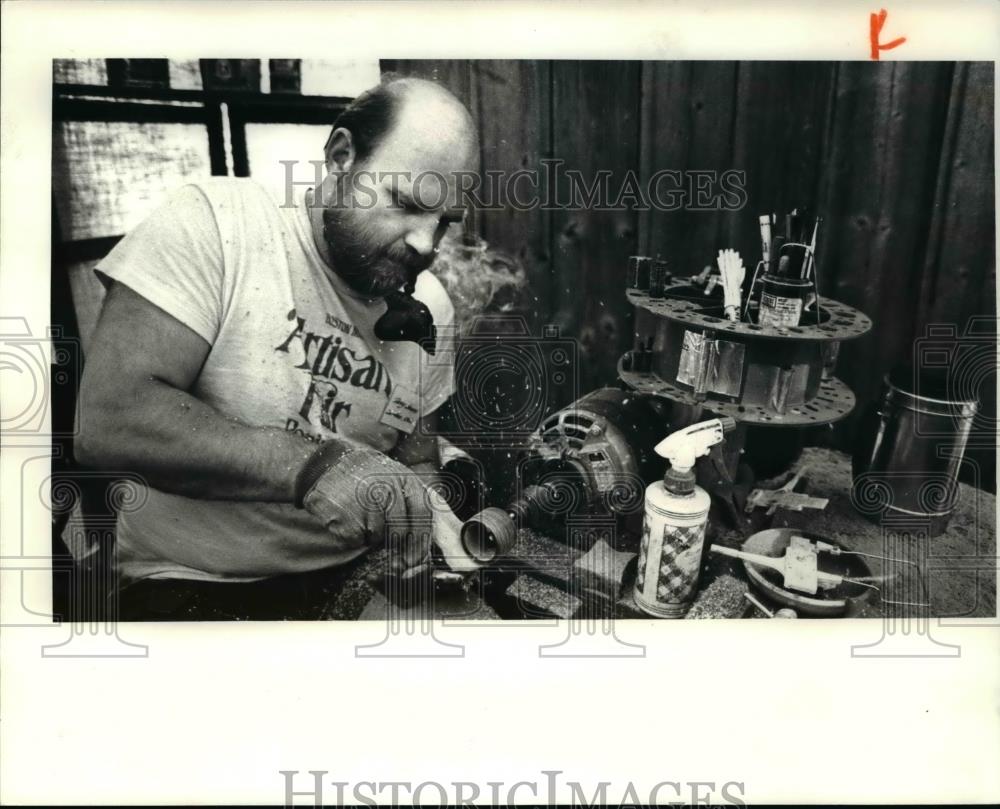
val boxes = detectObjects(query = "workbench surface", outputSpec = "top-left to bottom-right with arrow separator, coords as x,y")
765,447 -> 995,619
325,448 -> 996,622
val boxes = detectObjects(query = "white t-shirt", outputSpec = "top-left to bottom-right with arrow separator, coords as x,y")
96,178 -> 455,582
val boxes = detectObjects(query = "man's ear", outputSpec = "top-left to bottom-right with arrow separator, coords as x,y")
324,127 -> 356,173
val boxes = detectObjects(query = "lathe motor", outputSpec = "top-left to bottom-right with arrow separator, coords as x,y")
460,388 -> 670,562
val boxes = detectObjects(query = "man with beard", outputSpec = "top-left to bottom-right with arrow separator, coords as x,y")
75,77 -> 479,619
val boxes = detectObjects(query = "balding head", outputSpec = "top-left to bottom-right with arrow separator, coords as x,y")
326,76 -> 478,171
311,76 -> 480,298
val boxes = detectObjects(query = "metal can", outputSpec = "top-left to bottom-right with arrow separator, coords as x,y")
758,273 -> 811,328
852,367 -> 978,536
648,260 -> 670,298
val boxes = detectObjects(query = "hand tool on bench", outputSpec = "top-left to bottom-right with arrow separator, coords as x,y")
745,469 -> 829,515
744,592 -> 797,619
711,535 -> 879,596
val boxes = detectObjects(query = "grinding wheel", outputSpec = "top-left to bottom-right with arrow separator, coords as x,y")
741,528 -> 874,617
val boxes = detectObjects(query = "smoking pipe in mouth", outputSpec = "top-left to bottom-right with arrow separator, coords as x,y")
373,281 -> 437,355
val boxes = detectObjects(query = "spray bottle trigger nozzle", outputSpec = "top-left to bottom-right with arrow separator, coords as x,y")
654,417 -> 735,471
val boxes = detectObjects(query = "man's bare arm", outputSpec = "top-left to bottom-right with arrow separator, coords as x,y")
76,281 -> 316,501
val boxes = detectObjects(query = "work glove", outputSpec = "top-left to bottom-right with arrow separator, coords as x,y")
294,439 -> 433,585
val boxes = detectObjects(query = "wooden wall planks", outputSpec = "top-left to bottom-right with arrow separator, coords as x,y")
550,60 -> 642,394
729,61 -> 833,271
472,60 -> 553,332
818,62 -> 957,423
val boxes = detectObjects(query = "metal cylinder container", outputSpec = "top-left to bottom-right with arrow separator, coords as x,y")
628,255 -> 652,291
852,367 -> 978,536
758,273 -> 812,329
648,260 -> 670,298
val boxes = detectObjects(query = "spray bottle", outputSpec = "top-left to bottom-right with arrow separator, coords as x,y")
634,417 -> 736,617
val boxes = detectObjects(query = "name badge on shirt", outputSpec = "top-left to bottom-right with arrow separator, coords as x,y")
379,384 -> 420,434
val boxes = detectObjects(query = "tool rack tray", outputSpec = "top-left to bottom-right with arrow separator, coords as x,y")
620,282 -> 872,427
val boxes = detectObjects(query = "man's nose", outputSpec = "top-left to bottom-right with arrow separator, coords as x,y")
403,221 -> 438,259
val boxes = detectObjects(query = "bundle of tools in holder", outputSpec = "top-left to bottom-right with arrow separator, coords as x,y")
746,208 -> 823,328
621,214 -> 870,425
684,251 -> 746,323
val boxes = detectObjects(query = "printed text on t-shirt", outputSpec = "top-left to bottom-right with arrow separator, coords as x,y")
274,308 -> 393,434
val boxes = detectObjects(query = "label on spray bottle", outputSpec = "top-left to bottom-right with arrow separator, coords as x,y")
634,501 -> 707,617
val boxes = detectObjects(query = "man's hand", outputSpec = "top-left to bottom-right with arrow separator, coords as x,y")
295,439 -> 433,575
388,420 -> 481,572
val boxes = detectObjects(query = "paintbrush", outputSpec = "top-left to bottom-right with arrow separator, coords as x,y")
770,235 -> 787,276
758,214 -> 773,266
786,208 -> 800,242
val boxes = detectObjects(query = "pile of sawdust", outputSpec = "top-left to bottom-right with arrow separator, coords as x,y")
686,573 -> 748,620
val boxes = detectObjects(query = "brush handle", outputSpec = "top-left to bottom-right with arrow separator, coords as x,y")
710,545 -> 786,575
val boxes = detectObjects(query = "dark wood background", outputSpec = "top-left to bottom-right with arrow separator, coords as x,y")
384,60 -> 996,489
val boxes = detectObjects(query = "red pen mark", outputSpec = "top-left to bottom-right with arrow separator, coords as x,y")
870,9 -> 907,60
